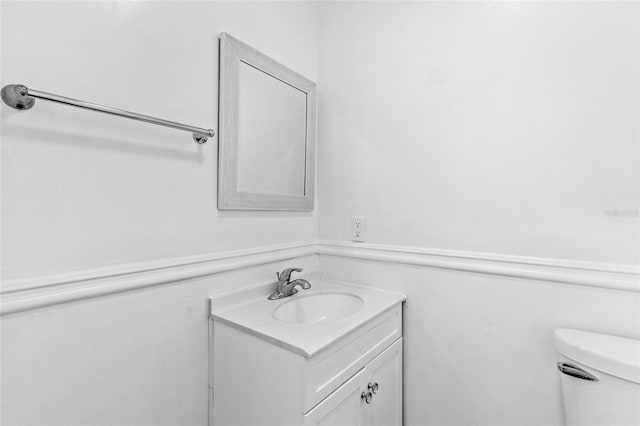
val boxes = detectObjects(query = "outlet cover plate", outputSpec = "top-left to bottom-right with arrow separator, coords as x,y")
351,216 -> 366,242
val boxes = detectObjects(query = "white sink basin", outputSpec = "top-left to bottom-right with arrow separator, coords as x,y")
273,292 -> 364,324
211,279 -> 406,357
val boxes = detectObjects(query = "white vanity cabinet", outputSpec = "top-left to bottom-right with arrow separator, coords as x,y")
304,338 -> 402,426
210,281 -> 405,426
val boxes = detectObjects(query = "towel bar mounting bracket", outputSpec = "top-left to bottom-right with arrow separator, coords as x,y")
1,84 -> 34,111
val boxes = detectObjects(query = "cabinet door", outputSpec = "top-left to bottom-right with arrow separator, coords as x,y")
362,338 -> 403,426
304,368 -> 367,426
305,338 -> 403,426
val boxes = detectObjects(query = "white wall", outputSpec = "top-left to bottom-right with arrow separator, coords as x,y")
1,1 -> 319,282
318,1 -> 639,265
317,2 -> 639,425
2,2 -> 639,426
1,2 -> 320,425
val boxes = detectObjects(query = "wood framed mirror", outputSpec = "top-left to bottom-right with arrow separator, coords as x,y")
218,33 -> 316,210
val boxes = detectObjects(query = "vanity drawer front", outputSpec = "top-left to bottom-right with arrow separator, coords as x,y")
304,303 -> 402,413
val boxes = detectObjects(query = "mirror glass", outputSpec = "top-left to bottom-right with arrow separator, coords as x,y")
236,62 -> 307,197
218,33 -> 316,210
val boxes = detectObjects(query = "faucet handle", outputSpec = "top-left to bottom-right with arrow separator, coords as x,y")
278,267 -> 303,283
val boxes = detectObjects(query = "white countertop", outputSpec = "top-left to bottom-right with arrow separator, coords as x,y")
210,277 -> 406,358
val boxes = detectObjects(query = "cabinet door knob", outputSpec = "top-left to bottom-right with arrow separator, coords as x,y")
361,391 -> 373,404
368,382 -> 379,394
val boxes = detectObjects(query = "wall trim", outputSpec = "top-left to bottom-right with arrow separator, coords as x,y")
0,241 -> 317,315
2,240 -> 638,315
318,241 -> 640,293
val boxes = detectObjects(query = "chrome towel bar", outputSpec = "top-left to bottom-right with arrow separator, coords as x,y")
1,84 -> 215,144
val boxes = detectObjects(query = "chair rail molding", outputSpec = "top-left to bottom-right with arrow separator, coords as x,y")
317,241 -> 640,293
2,240 -> 637,315
0,241 -> 317,315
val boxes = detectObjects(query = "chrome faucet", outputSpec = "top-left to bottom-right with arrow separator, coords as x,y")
268,267 -> 311,300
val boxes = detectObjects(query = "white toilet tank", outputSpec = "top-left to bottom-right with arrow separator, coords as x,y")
554,329 -> 640,426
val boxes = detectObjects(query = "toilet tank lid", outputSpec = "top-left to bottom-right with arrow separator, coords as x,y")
554,329 -> 640,384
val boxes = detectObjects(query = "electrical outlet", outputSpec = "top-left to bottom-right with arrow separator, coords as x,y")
351,216 -> 366,242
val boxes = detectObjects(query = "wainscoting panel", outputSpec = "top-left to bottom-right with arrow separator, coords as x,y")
317,244 -> 639,426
